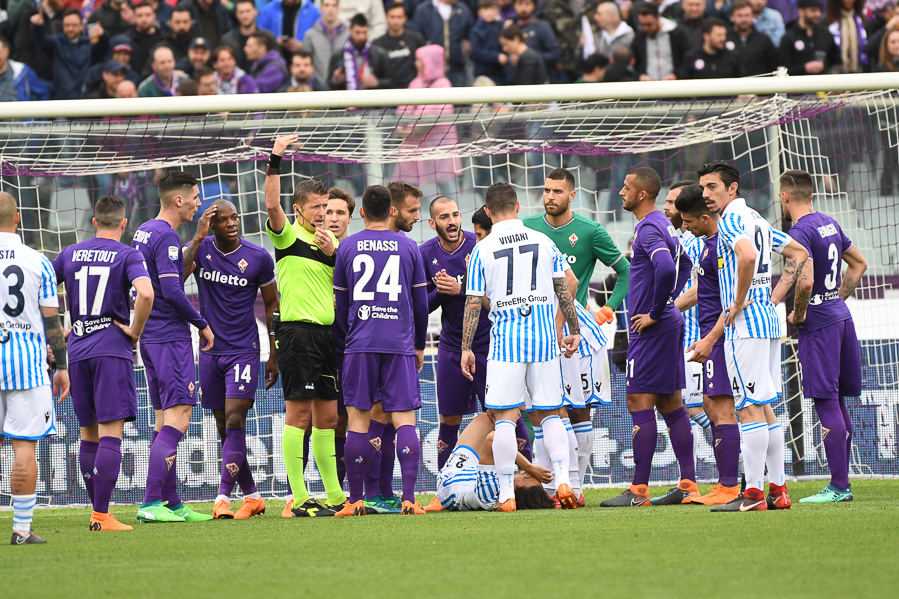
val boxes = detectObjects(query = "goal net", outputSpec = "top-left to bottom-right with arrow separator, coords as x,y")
2,75 -> 897,505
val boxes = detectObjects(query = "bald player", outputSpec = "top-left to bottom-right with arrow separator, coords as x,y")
185,199 -> 279,520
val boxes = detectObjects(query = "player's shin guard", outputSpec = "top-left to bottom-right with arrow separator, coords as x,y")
839,396 -> 854,484
93,437 -> 122,514
79,440 -> 99,505
395,425 -> 420,504
815,400 -> 849,489
436,423 -> 460,471
715,423 -> 741,487
493,420 -> 518,503
765,422 -> 785,487
344,431 -> 371,503
379,424 -> 397,498
515,417 -> 533,462
220,427 -> 247,498
630,409 -> 657,486
540,415 -> 571,489
562,418 -> 580,495
283,425 -> 309,505
740,422 -> 769,492
144,425 -> 183,504
365,421 -> 385,500
663,407 -> 696,482
313,427 -> 346,505
572,421 -> 594,490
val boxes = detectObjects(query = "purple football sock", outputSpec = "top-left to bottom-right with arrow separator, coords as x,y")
237,455 -> 257,496
344,431 -> 371,503
815,399 -> 850,490
710,424 -> 720,482
630,409 -> 657,486
302,431 -> 310,474
144,425 -> 183,504
395,425 -> 420,503
715,423 -> 741,487
663,406 -> 696,482
79,440 -> 99,505
335,435 -> 346,487
365,421 -> 385,500
219,427 -> 246,498
436,423 -> 460,470
840,396 -> 854,484
379,424 -> 397,498
515,417 -> 533,462
93,437 -> 122,513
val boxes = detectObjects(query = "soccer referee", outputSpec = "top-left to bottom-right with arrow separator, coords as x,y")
266,135 -> 346,517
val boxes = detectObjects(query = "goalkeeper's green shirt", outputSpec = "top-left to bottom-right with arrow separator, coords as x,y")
522,213 -> 629,309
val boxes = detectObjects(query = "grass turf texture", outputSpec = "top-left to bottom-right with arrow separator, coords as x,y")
2,480 -> 898,598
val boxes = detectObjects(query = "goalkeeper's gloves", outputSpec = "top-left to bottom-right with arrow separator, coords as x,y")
593,305 -> 615,325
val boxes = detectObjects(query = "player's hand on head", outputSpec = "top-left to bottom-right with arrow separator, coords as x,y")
53,369 -> 70,403
314,229 -> 335,256
199,326 -> 215,351
630,314 -> 656,334
415,348 -> 424,373
195,205 -> 218,239
272,134 -> 299,156
461,350 -> 475,381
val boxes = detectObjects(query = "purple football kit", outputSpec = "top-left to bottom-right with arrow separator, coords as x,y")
132,219 -> 208,411
193,237 -> 276,410
52,238 -> 149,427
696,233 -> 732,398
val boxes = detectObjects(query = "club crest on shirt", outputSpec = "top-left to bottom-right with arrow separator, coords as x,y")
168,246 -> 179,260
702,248 -> 708,261
188,381 -> 195,394
238,258 -> 248,273
569,233 -> 578,247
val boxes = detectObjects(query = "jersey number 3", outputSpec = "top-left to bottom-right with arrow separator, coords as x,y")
2,265 -> 25,318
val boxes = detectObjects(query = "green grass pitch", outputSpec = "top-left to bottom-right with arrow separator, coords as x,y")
2,480 -> 898,598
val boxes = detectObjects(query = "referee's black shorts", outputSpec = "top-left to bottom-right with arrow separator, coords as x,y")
275,322 -> 339,401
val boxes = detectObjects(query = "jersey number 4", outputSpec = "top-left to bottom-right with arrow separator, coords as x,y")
493,244 -> 539,295
353,254 -> 401,302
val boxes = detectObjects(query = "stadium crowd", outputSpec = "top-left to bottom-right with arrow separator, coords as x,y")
0,0 -> 897,102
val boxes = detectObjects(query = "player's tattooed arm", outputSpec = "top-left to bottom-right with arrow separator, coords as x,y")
42,307 -> 67,370
770,240 -> 808,305
553,276 -> 580,336
789,259 -> 814,324
839,245 -> 868,301
461,295 -> 482,352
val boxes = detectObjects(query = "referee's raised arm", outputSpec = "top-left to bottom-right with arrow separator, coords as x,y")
265,135 -> 298,234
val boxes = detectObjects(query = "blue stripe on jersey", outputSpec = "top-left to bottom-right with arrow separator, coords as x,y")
40,257 -> 55,300
489,303 -> 559,362
678,232 -> 703,348
567,302 -> 607,357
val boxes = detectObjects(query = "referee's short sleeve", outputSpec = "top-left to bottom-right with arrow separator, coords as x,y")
266,218 -> 297,250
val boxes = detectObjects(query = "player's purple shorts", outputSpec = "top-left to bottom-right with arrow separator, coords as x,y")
336,353 -> 347,416
798,319 -> 862,400
436,347 -> 486,416
70,357 -> 138,427
140,340 -> 197,410
703,341 -> 732,398
626,325 -> 685,395
342,352 -> 422,413
198,352 -> 259,410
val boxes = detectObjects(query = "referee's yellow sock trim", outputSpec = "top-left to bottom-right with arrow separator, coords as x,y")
283,425 -> 309,505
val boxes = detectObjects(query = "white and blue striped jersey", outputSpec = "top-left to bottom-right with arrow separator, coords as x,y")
1,233 -> 58,390
436,445 -> 501,511
717,198 -> 792,340
564,301 -> 608,357
466,219 -> 569,363
678,230 -> 704,348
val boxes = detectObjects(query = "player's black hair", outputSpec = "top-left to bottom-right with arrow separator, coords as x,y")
485,183 -> 518,215
669,179 -> 695,190
471,206 -> 492,232
362,185 -> 392,220
627,167 -> 661,199
702,17 -> 727,35
94,196 -> 127,229
697,160 -> 740,192
350,13 -> 369,28
546,167 -> 576,191
673,184 -> 709,216
780,169 -> 814,201
428,196 -> 456,219
387,181 -> 423,206
293,179 -> 328,209
158,171 -> 198,205
514,485 -> 556,510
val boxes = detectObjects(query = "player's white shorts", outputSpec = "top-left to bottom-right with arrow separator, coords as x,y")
682,350 -> 704,408
0,385 -> 57,440
435,445 -> 499,511
725,338 -> 781,411
485,357 -> 563,412
561,346 -> 612,408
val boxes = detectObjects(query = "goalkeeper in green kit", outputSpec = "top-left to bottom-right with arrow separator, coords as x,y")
523,168 -> 630,504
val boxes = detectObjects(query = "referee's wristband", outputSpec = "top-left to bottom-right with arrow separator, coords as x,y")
267,152 -> 282,175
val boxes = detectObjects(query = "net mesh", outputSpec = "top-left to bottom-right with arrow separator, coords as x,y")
1,87 -> 898,505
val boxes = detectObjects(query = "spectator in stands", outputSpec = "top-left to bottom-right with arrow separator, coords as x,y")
144,0 -> 173,31
632,1 -> 689,81
766,0 -> 798,26
184,0 -> 232,50
499,24 -> 548,84
138,44 -> 186,96
825,0 -> 868,73
603,45 -> 638,80
470,0 -> 506,85
213,45 -> 259,93
177,36 -> 212,76
542,0 -> 601,82
328,13 -> 391,89
194,65 -> 217,94
116,79 -> 138,98
221,0 -> 259,71
127,2 -> 165,77
338,0 -> 388,39
863,2 -> 899,68
594,1 -> 634,59
16,0 -> 66,87
245,30 -> 289,91
165,4 -> 199,62
87,59 -> 126,99
498,0 -> 516,21
875,27 -> 899,71
0,36 -> 50,102
373,1 -> 426,89
83,35 -> 141,94
728,0 -> 779,75
678,17 -> 741,77
258,0 -> 321,56
668,0 -> 706,49
303,0 -> 348,90
287,48 -> 327,90
31,8 -> 107,100
411,0 -> 474,87
748,0 -> 785,47
178,78 -> 199,94
575,52 -> 609,81
779,0 -> 841,75
88,0 -> 136,38
513,0 -> 563,81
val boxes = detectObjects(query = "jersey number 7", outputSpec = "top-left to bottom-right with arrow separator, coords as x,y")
493,244 -> 539,295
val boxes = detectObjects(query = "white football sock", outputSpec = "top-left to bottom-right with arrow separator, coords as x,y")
740,422 -> 769,492
691,421 -> 703,470
541,415 -> 571,489
215,494 -> 229,504
493,420 -> 518,503
245,492 -> 262,500
532,425 -> 554,494
572,421 -> 593,489
562,418 -> 580,495
766,422 -> 785,487
12,494 -> 36,535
